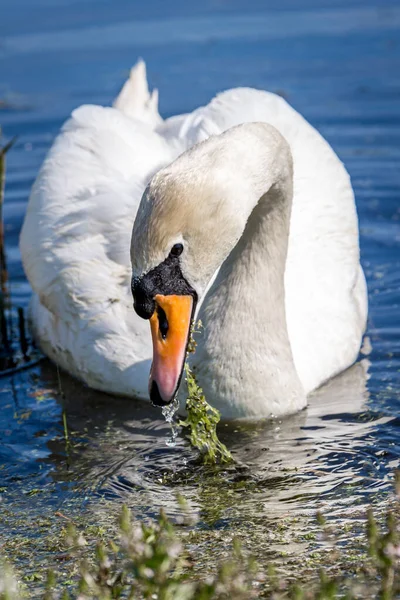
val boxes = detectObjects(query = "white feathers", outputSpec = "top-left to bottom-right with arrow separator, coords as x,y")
20,61 -> 367,417
112,59 -> 162,127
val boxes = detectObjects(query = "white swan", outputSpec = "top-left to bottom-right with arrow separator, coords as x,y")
20,61 -> 367,419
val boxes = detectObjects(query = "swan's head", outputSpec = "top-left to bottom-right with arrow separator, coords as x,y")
130,131 -> 253,406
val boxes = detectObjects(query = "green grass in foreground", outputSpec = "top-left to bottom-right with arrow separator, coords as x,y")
1,479 -> 400,600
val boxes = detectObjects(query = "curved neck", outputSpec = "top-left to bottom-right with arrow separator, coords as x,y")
192,135 -> 306,418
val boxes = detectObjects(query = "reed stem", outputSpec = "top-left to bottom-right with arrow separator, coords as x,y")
0,134 -> 16,366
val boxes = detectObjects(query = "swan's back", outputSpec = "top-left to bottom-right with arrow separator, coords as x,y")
20,64 -> 367,400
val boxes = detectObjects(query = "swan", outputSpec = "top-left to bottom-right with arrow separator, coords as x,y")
20,61 -> 367,419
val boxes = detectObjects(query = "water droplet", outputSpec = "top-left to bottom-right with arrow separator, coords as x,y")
162,396 -> 179,423
162,397 -> 180,447
165,435 -> 177,448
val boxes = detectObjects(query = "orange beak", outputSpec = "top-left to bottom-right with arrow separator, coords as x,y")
148,294 -> 193,406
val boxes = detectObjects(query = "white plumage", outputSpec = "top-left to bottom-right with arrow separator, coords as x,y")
20,61 -> 367,418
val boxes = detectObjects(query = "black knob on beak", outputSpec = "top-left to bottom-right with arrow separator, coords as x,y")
131,276 -> 155,319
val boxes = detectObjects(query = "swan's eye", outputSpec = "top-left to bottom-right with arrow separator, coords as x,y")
170,243 -> 183,257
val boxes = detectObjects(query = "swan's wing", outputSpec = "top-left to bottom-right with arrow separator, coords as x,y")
20,89 -> 174,397
112,60 -> 163,127
162,88 -> 368,394
21,105 -> 172,320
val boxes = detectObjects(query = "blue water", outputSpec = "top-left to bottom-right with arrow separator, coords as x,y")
0,0 -> 400,585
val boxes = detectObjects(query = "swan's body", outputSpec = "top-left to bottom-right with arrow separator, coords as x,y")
20,62 -> 367,419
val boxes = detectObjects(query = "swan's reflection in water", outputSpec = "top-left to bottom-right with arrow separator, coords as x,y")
40,356 -> 397,536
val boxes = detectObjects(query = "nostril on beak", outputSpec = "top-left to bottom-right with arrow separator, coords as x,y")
149,380 -> 171,406
157,305 -> 169,339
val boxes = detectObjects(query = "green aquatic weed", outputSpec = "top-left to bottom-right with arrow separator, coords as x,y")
180,362 -> 233,465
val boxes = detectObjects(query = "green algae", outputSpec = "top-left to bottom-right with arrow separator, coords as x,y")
180,363 -> 233,465
179,322 -> 233,465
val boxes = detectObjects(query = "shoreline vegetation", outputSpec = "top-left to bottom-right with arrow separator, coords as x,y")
0,131 -> 40,376
1,477 -> 400,599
